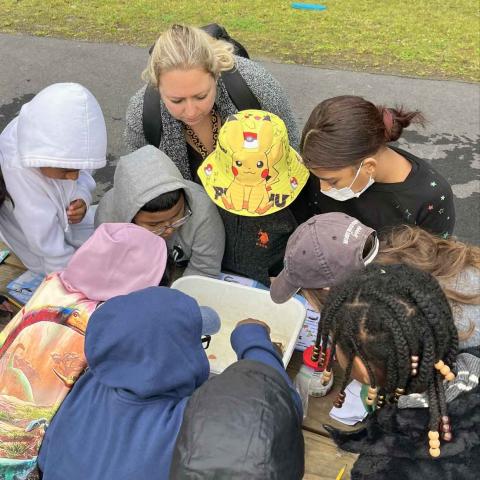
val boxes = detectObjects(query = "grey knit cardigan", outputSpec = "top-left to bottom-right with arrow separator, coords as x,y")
124,56 -> 300,180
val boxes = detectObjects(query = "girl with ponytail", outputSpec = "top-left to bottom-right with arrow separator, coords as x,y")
300,95 -> 455,237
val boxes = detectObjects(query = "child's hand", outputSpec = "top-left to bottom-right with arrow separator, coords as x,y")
67,199 -> 87,224
236,318 -> 271,334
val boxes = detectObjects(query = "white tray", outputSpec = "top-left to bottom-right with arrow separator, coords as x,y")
171,275 -> 306,374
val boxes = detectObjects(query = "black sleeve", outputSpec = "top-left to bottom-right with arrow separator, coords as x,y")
289,176 -> 316,224
416,188 -> 456,237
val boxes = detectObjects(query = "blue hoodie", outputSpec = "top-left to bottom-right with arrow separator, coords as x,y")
37,286 -> 210,479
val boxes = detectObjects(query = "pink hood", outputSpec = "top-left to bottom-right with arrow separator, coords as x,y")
60,223 -> 167,301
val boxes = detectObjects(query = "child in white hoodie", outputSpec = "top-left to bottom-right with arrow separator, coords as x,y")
0,83 -> 107,274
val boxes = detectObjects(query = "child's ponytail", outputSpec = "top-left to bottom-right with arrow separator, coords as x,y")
301,96 -> 425,170
380,106 -> 425,142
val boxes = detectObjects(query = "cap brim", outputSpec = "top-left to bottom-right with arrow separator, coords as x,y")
270,269 -> 300,304
199,306 -> 221,335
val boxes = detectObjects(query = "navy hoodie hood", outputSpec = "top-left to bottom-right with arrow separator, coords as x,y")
38,287 -> 210,480
85,286 -> 210,398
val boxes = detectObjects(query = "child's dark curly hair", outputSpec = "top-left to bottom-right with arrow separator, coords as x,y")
316,263 -> 458,458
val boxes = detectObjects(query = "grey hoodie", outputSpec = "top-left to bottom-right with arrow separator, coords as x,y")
95,146 -> 225,277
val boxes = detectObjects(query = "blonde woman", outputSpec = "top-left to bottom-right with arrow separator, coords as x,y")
125,24 -> 300,183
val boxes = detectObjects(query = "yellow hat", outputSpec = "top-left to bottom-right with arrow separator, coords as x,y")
198,110 -> 309,217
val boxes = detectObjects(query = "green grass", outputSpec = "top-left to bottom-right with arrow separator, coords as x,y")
2,441 -> 29,457
0,410 -> 14,423
1,0 -> 479,81
14,403 -> 56,420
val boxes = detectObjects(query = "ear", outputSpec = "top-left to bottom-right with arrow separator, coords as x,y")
362,157 -> 377,177
350,355 -> 385,387
258,118 -> 274,152
226,118 -> 246,152
351,356 -> 371,384
267,139 -> 284,166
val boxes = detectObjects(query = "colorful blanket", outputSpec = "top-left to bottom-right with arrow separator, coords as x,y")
0,273 -> 98,480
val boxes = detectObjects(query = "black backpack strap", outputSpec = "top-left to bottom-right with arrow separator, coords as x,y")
221,69 -> 261,111
143,83 -> 163,147
200,23 -> 259,110
142,69 -> 260,147
201,23 -> 250,59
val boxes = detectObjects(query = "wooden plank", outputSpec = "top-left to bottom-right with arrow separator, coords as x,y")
0,263 -> 24,330
0,241 -> 25,269
0,263 -> 24,293
303,429 -> 357,479
287,351 -> 359,436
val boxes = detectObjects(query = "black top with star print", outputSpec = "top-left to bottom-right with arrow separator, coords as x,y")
306,146 -> 455,238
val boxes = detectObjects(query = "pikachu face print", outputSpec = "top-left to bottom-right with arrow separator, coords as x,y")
198,110 -> 310,218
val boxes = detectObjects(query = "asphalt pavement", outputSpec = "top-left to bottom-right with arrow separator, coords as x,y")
0,33 -> 478,243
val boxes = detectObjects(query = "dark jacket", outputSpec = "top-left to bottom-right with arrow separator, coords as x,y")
169,360 -> 305,480
38,287 -> 211,480
307,146 -> 455,237
327,352 -> 480,480
220,181 -> 312,285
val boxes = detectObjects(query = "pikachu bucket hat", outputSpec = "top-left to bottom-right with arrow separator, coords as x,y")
198,110 -> 309,217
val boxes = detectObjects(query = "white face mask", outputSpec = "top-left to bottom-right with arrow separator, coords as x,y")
321,161 -> 375,202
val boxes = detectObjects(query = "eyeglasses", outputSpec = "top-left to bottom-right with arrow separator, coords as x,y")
151,207 -> 192,236
201,335 -> 211,350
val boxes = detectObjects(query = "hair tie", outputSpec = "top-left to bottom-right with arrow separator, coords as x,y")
383,108 -> 394,139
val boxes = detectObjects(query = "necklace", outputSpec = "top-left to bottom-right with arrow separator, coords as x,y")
184,109 -> 220,160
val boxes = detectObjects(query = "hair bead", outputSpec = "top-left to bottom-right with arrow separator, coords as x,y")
430,439 -> 440,448
428,430 -> 441,458
435,359 -> 456,381
322,369 -> 332,386
442,432 -> 453,442
429,447 -> 441,458
434,360 -> 444,370
366,385 -> 378,405
411,354 -> 419,377
393,387 -> 405,402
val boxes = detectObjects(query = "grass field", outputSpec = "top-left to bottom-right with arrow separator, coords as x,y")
1,1 -> 478,81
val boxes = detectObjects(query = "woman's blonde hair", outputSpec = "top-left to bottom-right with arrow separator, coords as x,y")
376,225 -> 480,340
143,24 -> 235,86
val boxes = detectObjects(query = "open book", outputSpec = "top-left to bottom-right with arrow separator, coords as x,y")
6,270 -> 45,305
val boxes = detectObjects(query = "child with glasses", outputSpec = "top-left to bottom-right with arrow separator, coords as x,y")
95,145 -> 225,278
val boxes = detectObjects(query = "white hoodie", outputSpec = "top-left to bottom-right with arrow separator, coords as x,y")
0,83 -> 107,274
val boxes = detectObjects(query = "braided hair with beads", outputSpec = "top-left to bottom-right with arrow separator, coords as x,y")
315,263 -> 458,458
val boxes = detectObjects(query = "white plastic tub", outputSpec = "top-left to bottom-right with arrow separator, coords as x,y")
171,275 -> 306,374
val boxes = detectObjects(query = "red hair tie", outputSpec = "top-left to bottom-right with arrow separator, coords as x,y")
383,108 -> 394,139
